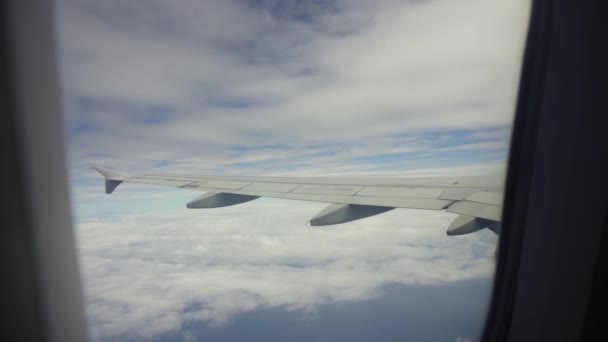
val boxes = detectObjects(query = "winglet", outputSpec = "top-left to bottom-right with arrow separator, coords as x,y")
92,166 -> 127,194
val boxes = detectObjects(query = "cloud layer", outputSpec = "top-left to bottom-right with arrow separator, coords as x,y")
57,0 -> 529,179
76,199 -> 497,339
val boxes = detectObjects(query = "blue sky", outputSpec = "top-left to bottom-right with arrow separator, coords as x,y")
55,0 -> 530,340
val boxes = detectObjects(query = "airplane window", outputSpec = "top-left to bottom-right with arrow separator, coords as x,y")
55,0 -> 530,340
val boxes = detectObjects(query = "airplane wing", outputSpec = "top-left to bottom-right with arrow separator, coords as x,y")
93,166 -> 504,235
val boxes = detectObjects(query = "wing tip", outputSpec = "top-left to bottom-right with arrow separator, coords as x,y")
92,165 -> 126,180
92,165 -> 126,194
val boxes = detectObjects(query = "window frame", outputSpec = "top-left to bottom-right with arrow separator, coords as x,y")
2,0 -> 607,341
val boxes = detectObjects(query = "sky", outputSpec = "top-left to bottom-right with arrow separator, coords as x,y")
54,0 -> 530,340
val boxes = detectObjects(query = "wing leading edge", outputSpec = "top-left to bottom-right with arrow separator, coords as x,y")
93,166 -> 504,235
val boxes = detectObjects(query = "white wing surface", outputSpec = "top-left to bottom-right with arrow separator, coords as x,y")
93,166 -> 504,235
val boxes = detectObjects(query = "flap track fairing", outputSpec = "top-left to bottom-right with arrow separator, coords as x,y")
310,203 -> 393,226
447,214 -> 501,235
187,192 -> 259,208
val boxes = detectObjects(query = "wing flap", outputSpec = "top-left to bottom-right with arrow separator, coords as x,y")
355,187 -> 444,198
282,193 -> 452,210
439,187 -> 481,200
199,180 -> 250,190
242,182 -> 300,192
446,201 -> 502,221
291,184 -> 364,196
465,191 -> 503,206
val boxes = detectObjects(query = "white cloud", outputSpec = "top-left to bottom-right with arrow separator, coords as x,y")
76,199 -> 497,339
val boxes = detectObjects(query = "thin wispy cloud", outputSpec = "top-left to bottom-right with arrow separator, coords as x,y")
57,0 -> 529,179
